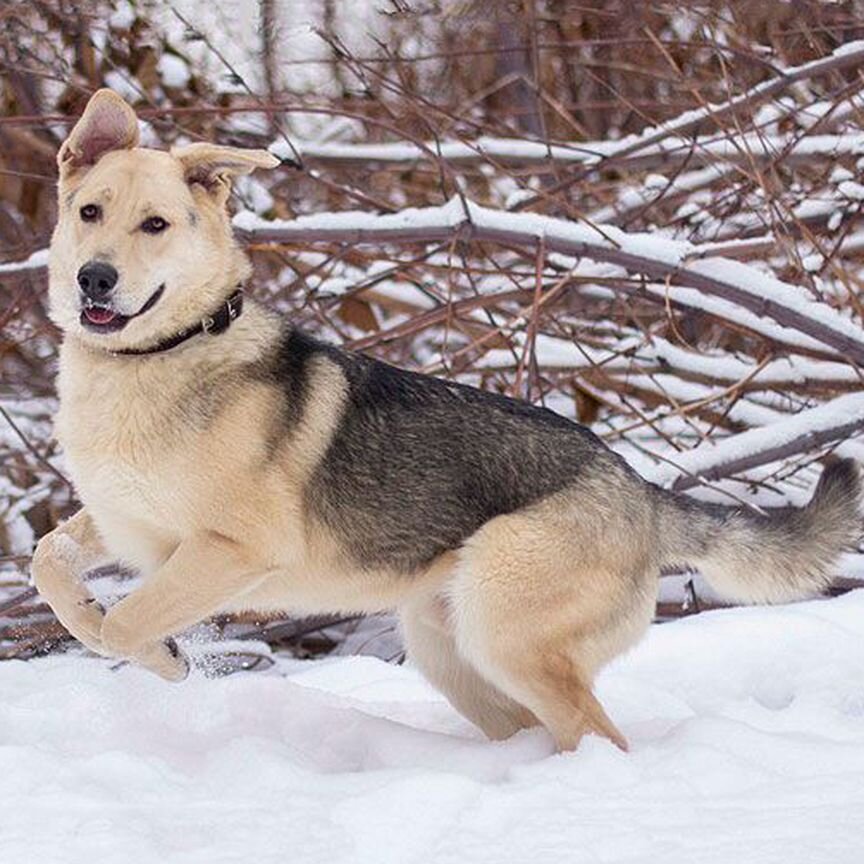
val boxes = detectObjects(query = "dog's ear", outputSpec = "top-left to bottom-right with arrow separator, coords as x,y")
171,143 -> 280,204
57,89 -> 140,182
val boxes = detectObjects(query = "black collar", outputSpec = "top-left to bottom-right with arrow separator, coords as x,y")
114,289 -> 245,357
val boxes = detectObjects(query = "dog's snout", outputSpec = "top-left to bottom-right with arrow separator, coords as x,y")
77,262 -> 118,300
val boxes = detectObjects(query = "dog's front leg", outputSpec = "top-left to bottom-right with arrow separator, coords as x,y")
100,530 -> 269,682
31,508 -> 110,655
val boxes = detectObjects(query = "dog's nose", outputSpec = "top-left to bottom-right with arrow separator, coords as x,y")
77,261 -> 118,300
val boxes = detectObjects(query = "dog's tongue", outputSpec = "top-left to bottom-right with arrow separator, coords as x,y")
84,307 -> 118,325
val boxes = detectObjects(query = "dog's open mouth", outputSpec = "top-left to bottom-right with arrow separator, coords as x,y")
80,284 -> 165,333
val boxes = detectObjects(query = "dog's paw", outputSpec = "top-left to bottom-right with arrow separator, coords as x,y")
100,613 -> 189,682
135,639 -> 190,683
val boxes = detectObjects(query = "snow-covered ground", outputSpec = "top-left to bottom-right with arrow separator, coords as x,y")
2,592 -> 864,864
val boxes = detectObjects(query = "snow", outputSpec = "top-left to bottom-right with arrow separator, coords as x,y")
639,282 -> 843,357
598,39 -> 864,160
157,54 -> 191,90
477,332 -> 636,371
258,44 -> 864,177
2,591 -> 864,863
838,180 -> 864,202
639,336 -> 860,385
269,135 -> 606,167
108,1 -> 136,30
0,247 -> 49,274
833,38 -> 864,58
272,131 -> 864,172
101,70 -> 143,104
645,391 -> 864,488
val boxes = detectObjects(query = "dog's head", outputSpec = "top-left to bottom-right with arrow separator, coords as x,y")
49,89 -> 279,351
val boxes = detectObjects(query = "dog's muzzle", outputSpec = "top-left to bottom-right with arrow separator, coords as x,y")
79,283 -> 165,333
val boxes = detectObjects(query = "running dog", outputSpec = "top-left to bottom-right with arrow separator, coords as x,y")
32,89 -> 861,751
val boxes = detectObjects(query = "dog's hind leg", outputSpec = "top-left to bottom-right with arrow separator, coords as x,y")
31,508 -> 111,655
100,530 -> 271,681
449,495 -> 657,752
399,590 -> 538,739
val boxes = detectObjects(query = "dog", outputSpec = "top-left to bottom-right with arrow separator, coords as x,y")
32,89 -> 861,752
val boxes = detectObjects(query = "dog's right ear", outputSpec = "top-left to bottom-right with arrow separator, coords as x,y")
57,89 -> 140,183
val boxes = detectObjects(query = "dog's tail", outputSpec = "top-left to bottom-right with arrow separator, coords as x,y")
655,458 -> 861,603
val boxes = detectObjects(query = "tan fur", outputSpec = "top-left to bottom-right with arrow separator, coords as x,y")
441,485 -> 657,751
399,588 -> 540,740
40,90 -> 855,755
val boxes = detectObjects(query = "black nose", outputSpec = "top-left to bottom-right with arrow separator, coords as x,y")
77,261 -> 118,300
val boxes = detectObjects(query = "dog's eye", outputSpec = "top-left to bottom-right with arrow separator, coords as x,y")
141,216 -> 170,235
79,204 -> 101,222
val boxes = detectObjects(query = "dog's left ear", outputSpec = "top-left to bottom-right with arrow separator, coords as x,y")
171,143 -> 280,203
58,89 -> 140,182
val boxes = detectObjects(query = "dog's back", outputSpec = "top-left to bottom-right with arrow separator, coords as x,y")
267,329 -> 632,573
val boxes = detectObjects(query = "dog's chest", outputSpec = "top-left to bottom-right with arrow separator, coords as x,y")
56,364 -> 199,525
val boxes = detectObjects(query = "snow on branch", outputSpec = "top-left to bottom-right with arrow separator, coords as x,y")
0,249 -> 49,275
272,131 -> 864,174
233,197 -> 864,364
269,42 -> 864,178
478,333 -> 861,390
505,41 -> 864,209
647,392 -> 864,491
574,40 -> 864,166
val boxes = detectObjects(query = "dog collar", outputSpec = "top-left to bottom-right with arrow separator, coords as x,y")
113,289 -> 244,357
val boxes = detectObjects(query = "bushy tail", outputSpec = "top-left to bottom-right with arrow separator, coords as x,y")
656,459 -> 862,604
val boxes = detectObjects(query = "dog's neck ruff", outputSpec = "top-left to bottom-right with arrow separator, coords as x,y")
113,289 -> 244,357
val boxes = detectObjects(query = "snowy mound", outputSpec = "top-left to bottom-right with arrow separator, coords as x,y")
2,593 -> 864,863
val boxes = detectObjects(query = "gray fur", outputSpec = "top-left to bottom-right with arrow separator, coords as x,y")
262,326 -> 860,597
654,459 -> 861,603
267,328 -> 632,572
